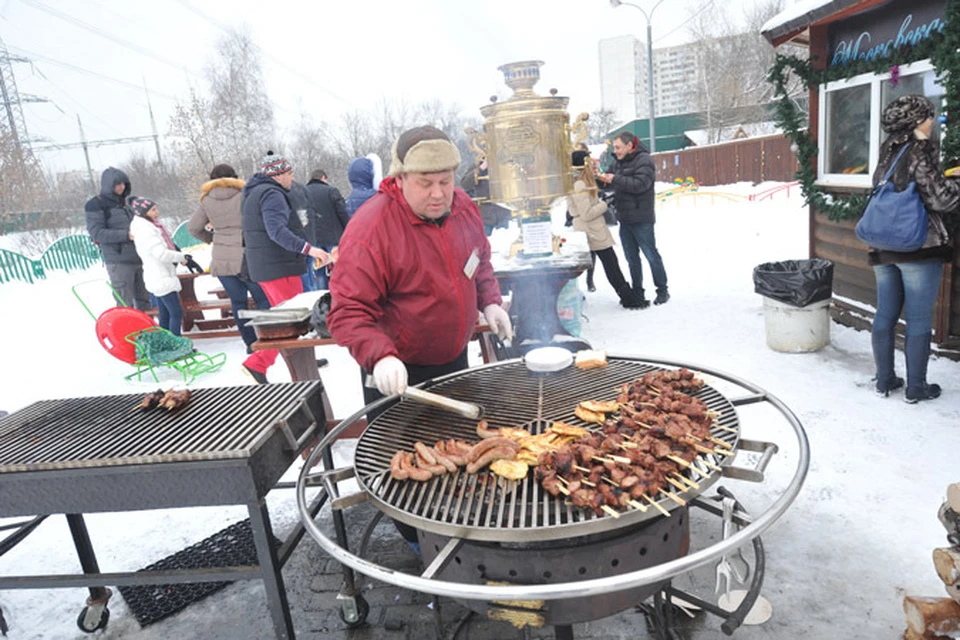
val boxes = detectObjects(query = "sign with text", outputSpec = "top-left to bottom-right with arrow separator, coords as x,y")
828,0 -> 946,67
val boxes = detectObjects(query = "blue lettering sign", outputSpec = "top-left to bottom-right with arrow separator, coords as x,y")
830,12 -> 945,66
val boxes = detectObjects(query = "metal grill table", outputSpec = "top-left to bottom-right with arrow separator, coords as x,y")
0,381 -> 329,639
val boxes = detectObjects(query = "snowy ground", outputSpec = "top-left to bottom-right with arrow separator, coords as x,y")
2,182 -> 959,639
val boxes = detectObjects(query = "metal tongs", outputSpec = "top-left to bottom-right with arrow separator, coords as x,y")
363,374 -> 483,420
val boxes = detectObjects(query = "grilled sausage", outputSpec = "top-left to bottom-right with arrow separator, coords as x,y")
404,452 -> 433,482
431,447 -> 458,473
466,445 -> 516,474
476,419 -> 500,439
389,451 -> 409,480
467,437 -> 518,463
415,441 -> 438,465
416,451 -> 447,476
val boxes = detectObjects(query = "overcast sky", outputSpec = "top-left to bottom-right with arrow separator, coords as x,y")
1,0 -> 797,178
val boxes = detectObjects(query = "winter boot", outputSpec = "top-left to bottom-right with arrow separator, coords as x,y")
904,332 -> 940,403
586,269 -> 596,293
871,326 -> 901,396
654,289 -> 670,305
618,287 -> 649,309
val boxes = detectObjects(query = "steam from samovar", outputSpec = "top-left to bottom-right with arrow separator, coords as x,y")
466,60 -> 588,257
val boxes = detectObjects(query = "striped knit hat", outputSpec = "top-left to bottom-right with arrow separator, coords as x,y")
261,150 -> 292,176
129,197 -> 157,217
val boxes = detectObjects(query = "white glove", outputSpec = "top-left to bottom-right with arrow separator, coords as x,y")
372,356 -> 408,396
483,304 -> 514,341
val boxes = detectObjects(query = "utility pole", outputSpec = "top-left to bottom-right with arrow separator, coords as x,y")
143,79 -> 163,166
77,115 -> 95,190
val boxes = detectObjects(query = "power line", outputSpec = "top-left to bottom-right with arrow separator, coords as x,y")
173,0 -> 356,110
19,0 -> 192,75
6,46 -> 179,102
654,0 -> 715,44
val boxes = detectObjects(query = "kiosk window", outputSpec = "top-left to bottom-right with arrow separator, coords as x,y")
824,84 -> 870,176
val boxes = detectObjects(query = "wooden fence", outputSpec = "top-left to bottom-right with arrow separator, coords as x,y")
652,134 -> 800,186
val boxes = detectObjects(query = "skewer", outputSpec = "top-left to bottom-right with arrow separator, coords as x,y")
661,489 -> 687,506
557,484 -> 570,496
574,465 -> 592,473
708,446 -> 735,457
698,458 -> 723,472
709,437 -> 733,449
643,494 -> 671,516
601,505 -> 621,519
664,476 -> 688,493
666,454 -> 691,468
595,454 -> 632,465
629,499 -> 648,512
671,473 -> 700,490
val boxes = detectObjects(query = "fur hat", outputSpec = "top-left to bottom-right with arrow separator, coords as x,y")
388,125 -> 460,176
881,94 -> 935,134
261,150 -> 292,176
129,197 -> 157,217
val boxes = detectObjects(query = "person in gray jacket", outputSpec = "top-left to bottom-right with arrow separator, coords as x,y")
597,132 -> 669,307
188,164 -> 270,351
84,167 -> 150,310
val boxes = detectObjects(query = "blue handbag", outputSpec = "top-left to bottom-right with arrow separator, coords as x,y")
855,144 -> 928,252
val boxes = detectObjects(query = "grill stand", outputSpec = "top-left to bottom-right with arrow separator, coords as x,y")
297,358 -> 810,636
0,382 -> 329,639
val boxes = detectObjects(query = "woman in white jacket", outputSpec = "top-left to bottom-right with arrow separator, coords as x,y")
566,153 -> 644,309
128,197 -> 186,335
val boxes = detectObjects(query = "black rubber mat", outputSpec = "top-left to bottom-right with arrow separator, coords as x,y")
118,519 -> 278,627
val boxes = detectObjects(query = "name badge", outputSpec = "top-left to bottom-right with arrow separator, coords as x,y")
463,248 -> 480,279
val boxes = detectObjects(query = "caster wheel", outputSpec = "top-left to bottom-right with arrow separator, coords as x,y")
339,595 -> 369,629
76,605 -> 110,633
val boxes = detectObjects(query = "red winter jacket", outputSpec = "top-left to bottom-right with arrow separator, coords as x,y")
327,177 -> 502,372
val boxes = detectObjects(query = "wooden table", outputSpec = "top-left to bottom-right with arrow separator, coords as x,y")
147,273 -> 240,339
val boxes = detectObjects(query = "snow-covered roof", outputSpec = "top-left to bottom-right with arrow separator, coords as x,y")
683,122 -> 782,147
760,0 -> 863,46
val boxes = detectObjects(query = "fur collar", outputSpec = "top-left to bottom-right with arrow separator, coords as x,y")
201,177 -> 245,197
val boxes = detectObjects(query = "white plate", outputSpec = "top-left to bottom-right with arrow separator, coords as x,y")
524,346 -> 573,373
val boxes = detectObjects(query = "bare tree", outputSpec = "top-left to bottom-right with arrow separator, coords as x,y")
686,0 -> 805,143
588,108 -> 619,144
205,26 -> 277,175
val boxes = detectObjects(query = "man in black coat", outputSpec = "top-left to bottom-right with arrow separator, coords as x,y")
597,131 -> 669,307
304,169 -> 350,289
84,167 -> 150,310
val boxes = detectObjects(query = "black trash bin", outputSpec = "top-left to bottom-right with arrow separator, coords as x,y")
753,259 -> 834,352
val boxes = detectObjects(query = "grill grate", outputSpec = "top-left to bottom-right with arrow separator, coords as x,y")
0,382 -> 320,472
354,359 -> 739,542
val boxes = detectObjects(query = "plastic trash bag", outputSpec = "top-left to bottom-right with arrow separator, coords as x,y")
753,259 -> 834,308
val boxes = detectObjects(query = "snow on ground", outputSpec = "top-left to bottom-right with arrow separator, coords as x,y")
2,182 -> 960,638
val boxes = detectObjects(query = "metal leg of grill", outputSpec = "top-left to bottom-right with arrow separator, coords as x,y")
65,515 -> 109,604
247,502 -> 295,640
554,624 -> 575,640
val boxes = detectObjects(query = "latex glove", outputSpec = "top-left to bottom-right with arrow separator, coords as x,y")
372,356 -> 408,396
483,304 -> 514,341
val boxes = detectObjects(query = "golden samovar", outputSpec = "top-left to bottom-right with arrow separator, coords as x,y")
467,60 -> 588,257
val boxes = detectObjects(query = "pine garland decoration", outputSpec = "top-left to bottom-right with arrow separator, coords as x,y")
767,0 -> 958,221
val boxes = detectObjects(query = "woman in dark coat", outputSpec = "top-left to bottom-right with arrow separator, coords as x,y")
869,94 -> 960,403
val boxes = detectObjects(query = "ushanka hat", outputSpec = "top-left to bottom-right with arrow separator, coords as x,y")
388,125 -> 461,176
261,150 -> 292,176
881,94 -> 935,134
129,197 -> 157,217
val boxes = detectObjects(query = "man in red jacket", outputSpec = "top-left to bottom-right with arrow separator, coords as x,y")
328,125 -> 511,405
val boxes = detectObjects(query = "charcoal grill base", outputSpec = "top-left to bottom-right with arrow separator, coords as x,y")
418,507 -> 690,626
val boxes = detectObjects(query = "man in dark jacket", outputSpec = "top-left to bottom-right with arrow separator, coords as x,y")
345,157 -> 377,217
598,131 -> 669,307
240,151 -> 331,383
305,169 -> 350,289
84,167 -> 150,310
288,179 -> 320,291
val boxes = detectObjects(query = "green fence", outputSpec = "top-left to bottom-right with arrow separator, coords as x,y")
41,235 -> 102,274
0,249 -> 46,284
0,234 -> 103,285
172,221 -> 206,251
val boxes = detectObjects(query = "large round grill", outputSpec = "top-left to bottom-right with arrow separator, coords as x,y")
353,358 -> 740,541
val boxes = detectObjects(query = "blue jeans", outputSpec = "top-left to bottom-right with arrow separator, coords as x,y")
219,275 -> 270,349
619,222 -> 668,296
871,260 -> 942,392
156,292 -> 183,336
